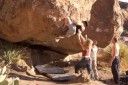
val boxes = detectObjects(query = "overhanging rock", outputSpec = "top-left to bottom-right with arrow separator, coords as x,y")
0,0 -> 123,54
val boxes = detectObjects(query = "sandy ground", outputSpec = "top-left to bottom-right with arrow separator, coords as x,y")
4,35 -> 128,85
8,66 -> 118,85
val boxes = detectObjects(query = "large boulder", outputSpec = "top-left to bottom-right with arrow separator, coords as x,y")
0,0 -> 123,54
84,0 -> 123,47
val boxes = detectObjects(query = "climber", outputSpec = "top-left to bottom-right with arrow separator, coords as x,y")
58,17 -> 85,38
64,17 -> 76,37
55,17 -> 88,43
75,29 -> 94,82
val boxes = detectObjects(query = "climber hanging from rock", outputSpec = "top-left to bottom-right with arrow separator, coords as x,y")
57,17 -> 88,39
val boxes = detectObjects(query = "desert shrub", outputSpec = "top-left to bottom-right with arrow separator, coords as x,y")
103,44 -> 112,61
0,50 -> 22,65
0,40 -> 25,65
103,41 -> 128,64
102,42 -> 128,71
119,42 -> 128,59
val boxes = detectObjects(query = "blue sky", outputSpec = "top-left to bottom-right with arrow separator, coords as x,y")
119,0 -> 128,2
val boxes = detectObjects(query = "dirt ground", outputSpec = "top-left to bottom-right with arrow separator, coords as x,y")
2,35 -> 128,85
8,46 -> 125,85
8,65 -> 118,85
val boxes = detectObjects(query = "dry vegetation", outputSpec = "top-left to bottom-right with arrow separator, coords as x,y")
0,40 -> 26,66
99,41 -> 128,72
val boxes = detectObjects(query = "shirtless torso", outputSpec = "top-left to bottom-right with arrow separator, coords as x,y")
111,43 -> 120,58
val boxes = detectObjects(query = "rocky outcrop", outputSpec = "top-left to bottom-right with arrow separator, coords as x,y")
0,0 -> 123,54
84,0 -> 123,47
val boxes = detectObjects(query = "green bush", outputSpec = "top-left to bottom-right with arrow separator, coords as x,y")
0,50 -> 22,65
0,40 -> 25,65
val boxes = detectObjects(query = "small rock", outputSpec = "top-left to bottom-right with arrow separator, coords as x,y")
26,67 -> 36,76
12,59 -> 29,72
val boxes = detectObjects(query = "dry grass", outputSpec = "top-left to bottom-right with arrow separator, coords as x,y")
0,40 -> 26,65
101,41 -> 128,71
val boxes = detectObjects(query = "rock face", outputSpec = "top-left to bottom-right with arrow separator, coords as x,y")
85,0 -> 123,47
0,0 -> 123,54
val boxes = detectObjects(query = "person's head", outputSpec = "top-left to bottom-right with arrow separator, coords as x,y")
75,24 -> 82,35
82,21 -> 88,27
84,39 -> 93,49
112,36 -> 118,44
93,40 -> 97,46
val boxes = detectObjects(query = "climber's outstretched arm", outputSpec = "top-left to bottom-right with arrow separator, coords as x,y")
77,29 -> 86,50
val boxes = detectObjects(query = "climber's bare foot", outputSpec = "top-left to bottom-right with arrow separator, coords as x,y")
56,35 -> 65,39
55,38 -> 60,42
55,36 -> 65,42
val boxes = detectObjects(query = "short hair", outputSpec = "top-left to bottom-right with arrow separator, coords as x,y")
85,39 -> 93,49
82,21 -> 88,27
113,36 -> 118,42
75,25 -> 82,35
